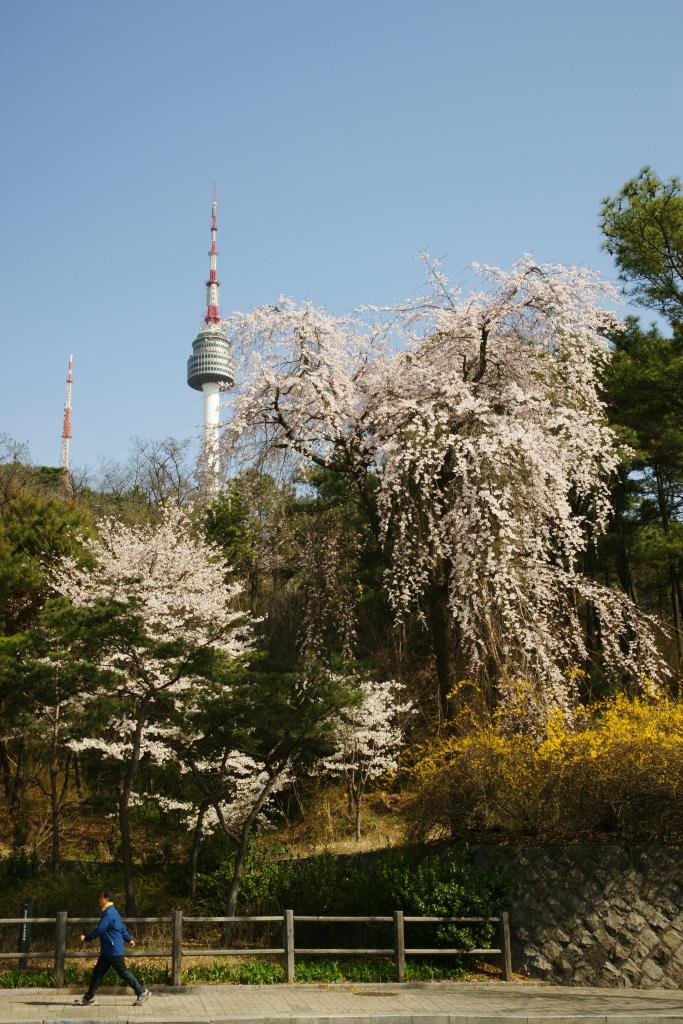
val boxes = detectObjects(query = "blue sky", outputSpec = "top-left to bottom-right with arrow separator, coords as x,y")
1,0 -> 682,469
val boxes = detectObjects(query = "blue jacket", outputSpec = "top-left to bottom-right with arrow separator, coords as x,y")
85,904 -> 132,956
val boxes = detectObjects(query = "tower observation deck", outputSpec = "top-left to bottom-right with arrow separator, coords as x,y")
187,197 -> 235,391
187,195 -> 234,485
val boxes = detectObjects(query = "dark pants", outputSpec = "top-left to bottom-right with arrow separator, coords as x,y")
86,955 -> 144,997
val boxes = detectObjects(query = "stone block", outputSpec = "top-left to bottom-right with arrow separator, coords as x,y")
526,952 -> 553,974
653,942 -> 677,966
625,910 -> 648,934
641,957 -> 664,982
600,960 -> 624,987
632,940 -> 654,963
637,925 -> 660,951
563,942 -> 585,967
542,939 -> 563,962
603,910 -> 622,937
620,957 -> 641,978
557,958 -> 575,981
646,910 -> 669,930
657,976 -> 680,989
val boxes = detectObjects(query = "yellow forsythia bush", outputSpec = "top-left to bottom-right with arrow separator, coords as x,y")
409,695 -> 683,842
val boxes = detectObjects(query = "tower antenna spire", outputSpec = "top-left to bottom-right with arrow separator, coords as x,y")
60,354 -> 74,486
205,188 -> 220,324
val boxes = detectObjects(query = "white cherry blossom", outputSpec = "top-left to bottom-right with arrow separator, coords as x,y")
222,257 -> 668,725
321,678 -> 412,839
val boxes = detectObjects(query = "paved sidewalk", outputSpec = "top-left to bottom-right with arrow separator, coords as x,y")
2,982 -> 683,1024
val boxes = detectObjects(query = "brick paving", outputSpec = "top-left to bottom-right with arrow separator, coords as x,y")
2,981 -> 683,1024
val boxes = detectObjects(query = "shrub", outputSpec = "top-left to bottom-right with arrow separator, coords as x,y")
200,844 -> 505,918
0,849 -> 41,882
196,842 -> 507,963
409,694 -> 683,842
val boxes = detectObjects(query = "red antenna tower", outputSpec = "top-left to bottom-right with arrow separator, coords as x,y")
205,188 -> 220,324
60,354 -> 73,480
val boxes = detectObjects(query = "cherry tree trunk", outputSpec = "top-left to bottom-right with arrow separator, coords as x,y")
189,801 -> 208,897
118,796 -> 136,916
223,770 -> 283,930
118,708 -> 147,915
428,578 -> 457,720
0,742 -> 10,800
612,469 -> 637,601
49,705 -> 61,873
50,764 -> 61,874
10,735 -> 27,816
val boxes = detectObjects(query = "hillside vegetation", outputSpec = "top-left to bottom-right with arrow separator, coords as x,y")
1,174 -> 682,925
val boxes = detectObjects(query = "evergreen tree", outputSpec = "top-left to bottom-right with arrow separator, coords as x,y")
601,319 -> 683,669
601,167 -> 683,329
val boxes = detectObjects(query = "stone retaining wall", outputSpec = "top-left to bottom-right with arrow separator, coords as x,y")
473,844 -> 683,989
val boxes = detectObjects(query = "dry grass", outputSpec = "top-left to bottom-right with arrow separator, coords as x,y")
271,787 -> 409,858
1,778 -> 411,868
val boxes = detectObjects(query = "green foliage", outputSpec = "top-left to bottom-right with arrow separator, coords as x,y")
190,659 -> 360,783
206,471 -> 294,584
601,166 -> 683,325
598,318 -> 683,667
0,966 -> 81,988
184,959 -> 285,985
0,491 -> 91,635
0,849 -> 42,882
197,843 -> 506,956
605,320 -> 683,470
0,957 -> 468,987
205,466 -> 388,675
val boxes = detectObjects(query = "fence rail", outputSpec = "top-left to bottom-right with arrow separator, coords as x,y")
0,909 -> 513,986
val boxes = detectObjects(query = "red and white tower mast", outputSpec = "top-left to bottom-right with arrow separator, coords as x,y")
186,191 -> 235,488
60,354 -> 74,482
206,187 -> 220,324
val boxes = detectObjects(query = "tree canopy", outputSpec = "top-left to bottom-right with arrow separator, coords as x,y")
221,257 -> 667,723
601,166 -> 683,328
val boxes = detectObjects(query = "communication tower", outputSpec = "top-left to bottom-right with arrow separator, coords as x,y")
186,194 -> 235,485
60,354 -> 74,483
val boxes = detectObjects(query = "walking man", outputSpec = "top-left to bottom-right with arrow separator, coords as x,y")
76,890 -> 151,1006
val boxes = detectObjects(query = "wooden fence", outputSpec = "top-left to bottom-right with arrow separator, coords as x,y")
0,910 -> 513,985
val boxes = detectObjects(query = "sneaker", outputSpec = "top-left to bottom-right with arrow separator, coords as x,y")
134,989 -> 151,1006
75,995 -> 95,1005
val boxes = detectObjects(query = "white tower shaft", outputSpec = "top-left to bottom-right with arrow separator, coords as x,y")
202,382 -> 220,480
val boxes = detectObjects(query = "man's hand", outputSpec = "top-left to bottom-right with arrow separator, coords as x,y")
129,939 -> 136,948
79,934 -> 85,943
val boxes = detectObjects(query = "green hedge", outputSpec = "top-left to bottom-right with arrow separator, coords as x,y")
197,844 -> 508,954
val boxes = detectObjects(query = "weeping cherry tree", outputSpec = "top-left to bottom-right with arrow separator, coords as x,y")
221,257 -> 667,728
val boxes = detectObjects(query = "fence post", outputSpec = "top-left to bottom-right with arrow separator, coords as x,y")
283,909 -> 295,983
393,910 -> 405,983
501,911 -> 513,981
18,897 -> 33,969
171,910 -> 183,987
54,911 -> 68,988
